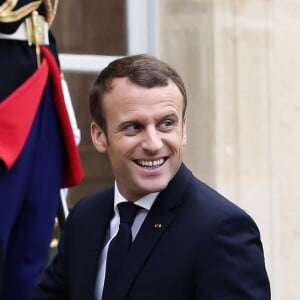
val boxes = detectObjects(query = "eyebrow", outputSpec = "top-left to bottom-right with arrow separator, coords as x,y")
159,112 -> 180,123
118,112 -> 180,128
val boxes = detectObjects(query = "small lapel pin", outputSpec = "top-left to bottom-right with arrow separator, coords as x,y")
154,223 -> 162,229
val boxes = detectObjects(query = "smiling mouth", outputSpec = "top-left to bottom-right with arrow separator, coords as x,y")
135,158 -> 165,169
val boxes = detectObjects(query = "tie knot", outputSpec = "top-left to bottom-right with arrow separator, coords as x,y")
118,202 -> 140,226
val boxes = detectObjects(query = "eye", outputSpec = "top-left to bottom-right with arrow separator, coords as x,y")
159,119 -> 175,130
122,122 -> 142,135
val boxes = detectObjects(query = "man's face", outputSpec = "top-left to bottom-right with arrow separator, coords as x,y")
91,77 -> 187,201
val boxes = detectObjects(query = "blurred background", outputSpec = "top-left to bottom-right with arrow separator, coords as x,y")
51,1 -> 300,299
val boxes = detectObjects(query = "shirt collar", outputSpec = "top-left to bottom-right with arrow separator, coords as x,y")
114,181 -> 159,211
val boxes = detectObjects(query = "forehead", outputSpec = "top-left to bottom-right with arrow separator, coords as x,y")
103,77 -> 184,115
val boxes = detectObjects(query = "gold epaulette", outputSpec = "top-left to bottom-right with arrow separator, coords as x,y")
0,0 -> 42,23
0,0 -> 59,68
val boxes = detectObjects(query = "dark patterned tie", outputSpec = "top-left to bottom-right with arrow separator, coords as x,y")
102,202 -> 140,299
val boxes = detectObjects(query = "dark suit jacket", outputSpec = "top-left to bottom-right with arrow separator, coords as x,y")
33,164 -> 270,299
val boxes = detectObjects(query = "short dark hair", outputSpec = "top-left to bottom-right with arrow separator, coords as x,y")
89,54 -> 187,134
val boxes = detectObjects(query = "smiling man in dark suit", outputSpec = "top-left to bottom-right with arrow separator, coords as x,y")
33,54 -> 271,300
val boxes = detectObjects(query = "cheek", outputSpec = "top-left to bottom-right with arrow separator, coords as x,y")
182,129 -> 187,146
110,138 -> 139,157
165,133 -> 185,151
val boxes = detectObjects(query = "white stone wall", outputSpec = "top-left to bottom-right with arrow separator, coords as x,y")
159,1 -> 300,299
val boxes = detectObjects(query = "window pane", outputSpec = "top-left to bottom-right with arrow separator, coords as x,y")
51,0 -> 127,55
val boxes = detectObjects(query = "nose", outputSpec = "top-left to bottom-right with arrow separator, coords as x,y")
142,127 -> 163,153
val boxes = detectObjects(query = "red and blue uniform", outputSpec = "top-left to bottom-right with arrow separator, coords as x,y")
0,1 -> 83,299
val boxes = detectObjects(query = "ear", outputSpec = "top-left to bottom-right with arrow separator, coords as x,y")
182,116 -> 187,146
90,121 -> 108,153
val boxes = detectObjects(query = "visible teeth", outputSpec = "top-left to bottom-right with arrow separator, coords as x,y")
137,159 -> 164,167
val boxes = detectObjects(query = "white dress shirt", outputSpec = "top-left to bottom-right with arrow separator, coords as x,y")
95,182 -> 159,300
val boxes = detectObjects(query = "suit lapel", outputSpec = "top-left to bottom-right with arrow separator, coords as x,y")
114,164 -> 193,299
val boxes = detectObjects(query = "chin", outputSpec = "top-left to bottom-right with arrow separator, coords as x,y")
142,180 -> 169,194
